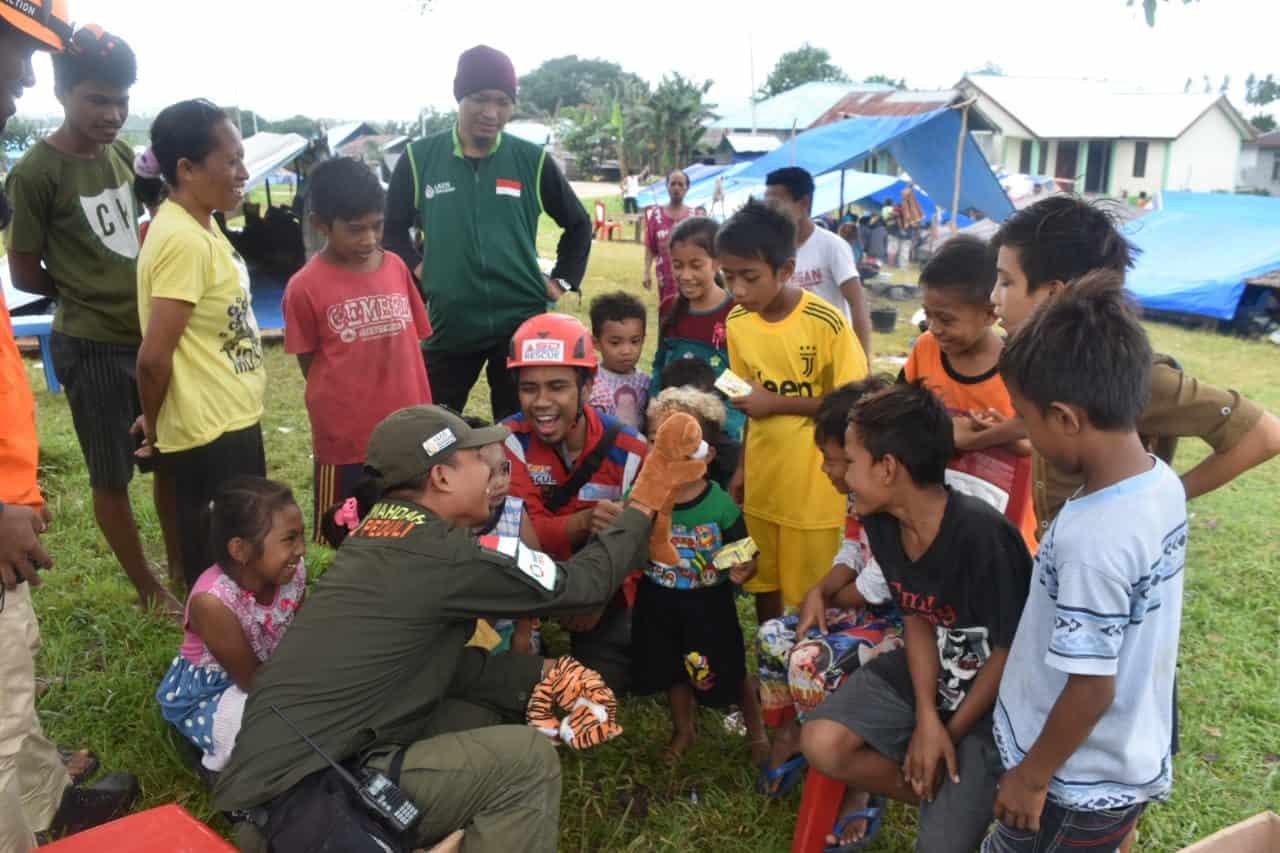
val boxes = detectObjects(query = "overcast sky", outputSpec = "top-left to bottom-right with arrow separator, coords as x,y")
14,0 -> 1280,123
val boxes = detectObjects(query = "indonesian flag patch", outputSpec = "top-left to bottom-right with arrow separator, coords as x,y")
496,178 -> 522,198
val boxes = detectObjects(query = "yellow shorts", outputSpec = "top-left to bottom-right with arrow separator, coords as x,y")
742,516 -> 842,608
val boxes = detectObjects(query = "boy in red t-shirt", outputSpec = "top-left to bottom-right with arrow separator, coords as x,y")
283,157 -> 433,541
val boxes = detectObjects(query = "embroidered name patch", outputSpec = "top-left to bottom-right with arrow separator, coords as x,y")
496,178 -> 522,198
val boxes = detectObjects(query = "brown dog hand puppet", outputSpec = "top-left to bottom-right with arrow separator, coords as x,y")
629,411 -> 709,566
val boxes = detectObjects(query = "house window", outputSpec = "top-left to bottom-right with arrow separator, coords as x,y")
1133,141 -> 1148,178
1273,157 -> 1280,182
1019,139 -> 1033,174
1038,144 -> 1048,175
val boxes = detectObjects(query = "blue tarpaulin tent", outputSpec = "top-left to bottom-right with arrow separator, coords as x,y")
736,109 -> 1013,222
1125,191 -> 1280,321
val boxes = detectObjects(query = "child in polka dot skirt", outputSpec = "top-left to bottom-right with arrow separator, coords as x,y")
156,477 -> 308,772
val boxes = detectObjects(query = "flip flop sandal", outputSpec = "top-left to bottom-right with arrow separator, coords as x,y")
755,753 -> 807,799
823,795 -> 886,853
57,747 -> 99,785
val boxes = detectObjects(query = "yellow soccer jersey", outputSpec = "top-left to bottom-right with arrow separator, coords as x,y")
727,290 -> 867,529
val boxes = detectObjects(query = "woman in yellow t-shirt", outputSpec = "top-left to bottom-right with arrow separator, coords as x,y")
137,99 -> 267,588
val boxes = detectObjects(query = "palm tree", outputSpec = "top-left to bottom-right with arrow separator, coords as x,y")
631,73 -> 716,175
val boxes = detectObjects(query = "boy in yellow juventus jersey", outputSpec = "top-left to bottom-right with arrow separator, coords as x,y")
722,200 -> 868,622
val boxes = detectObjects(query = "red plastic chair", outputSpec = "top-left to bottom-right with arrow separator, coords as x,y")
790,451 -> 1033,853
593,200 -> 623,241
41,804 -> 236,852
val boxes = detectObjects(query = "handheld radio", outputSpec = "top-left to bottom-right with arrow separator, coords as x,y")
270,704 -> 422,834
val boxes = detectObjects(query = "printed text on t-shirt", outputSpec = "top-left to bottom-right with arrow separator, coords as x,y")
326,294 -> 415,343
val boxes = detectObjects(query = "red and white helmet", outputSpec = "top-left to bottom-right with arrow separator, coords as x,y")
507,313 -> 597,371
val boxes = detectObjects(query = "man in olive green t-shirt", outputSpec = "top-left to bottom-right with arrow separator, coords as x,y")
4,27 -> 180,613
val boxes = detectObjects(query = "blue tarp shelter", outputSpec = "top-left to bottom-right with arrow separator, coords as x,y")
636,107 -> 1010,223
1125,191 -> 1280,321
735,109 -> 1013,222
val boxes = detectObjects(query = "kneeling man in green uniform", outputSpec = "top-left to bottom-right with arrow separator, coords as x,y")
214,405 -> 695,851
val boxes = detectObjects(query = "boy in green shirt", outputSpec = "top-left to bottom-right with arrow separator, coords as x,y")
4,26 -> 180,613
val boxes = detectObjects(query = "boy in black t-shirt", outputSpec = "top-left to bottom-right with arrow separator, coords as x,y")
802,382 -> 1032,852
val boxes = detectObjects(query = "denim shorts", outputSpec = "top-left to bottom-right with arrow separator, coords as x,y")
983,800 -> 1145,852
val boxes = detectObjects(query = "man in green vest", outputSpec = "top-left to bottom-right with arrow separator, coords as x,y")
386,45 -> 591,420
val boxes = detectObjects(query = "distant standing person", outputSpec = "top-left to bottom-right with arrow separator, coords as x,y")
623,173 -> 640,214
385,44 -> 591,420
4,27 -> 182,612
764,167 -> 873,359
644,169 -> 702,317
136,99 -> 267,589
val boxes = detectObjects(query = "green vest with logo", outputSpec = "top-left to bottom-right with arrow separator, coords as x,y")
405,128 -> 547,353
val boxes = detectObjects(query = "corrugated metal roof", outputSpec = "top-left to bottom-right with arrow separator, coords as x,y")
962,74 -> 1249,140
1252,131 -> 1280,148
812,89 -> 964,126
710,81 -> 893,131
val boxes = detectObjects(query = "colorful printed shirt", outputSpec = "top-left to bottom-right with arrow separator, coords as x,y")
644,481 -> 748,590
283,251 -> 433,464
588,366 -> 650,432
179,561 -> 308,667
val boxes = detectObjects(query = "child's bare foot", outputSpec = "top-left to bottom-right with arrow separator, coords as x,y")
662,728 -> 696,764
826,788 -> 880,848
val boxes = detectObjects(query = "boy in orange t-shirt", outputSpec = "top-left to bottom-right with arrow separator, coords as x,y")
904,235 -> 1038,550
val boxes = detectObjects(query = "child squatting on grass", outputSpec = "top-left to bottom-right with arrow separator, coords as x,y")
800,382 -> 1032,852
156,477 -> 307,772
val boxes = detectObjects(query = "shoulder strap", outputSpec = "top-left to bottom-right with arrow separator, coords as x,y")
544,420 -> 624,513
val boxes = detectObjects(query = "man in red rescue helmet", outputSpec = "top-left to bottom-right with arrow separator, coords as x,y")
503,313 -> 648,693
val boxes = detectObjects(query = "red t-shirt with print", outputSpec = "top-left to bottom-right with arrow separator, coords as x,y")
283,251 -> 433,464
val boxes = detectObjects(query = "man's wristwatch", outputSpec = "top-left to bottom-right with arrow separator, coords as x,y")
553,278 -> 572,294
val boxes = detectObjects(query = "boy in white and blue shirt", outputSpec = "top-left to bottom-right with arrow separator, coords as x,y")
987,271 -> 1186,851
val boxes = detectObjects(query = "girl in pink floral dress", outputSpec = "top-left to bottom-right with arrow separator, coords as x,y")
156,477 -> 307,771
643,170 -> 705,317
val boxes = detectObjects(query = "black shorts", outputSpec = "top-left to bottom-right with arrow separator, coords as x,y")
162,423 -> 266,587
50,331 -> 148,489
629,581 -> 746,708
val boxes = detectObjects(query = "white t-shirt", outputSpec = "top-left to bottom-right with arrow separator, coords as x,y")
993,458 -> 1186,811
792,226 -> 860,326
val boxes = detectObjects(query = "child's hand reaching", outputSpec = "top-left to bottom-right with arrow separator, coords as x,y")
903,712 -> 959,802
728,558 -> 757,586
795,585 -> 830,637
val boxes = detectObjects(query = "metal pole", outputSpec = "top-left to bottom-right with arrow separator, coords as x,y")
950,101 -> 971,234
839,168 -> 846,213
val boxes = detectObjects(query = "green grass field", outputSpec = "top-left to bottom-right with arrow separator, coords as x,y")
19,210 -> 1280,851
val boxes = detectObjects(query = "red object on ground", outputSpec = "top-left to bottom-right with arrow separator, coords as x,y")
789,455 -> 1033,853
41,805 -> 235,852
593,200 -> 623,240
